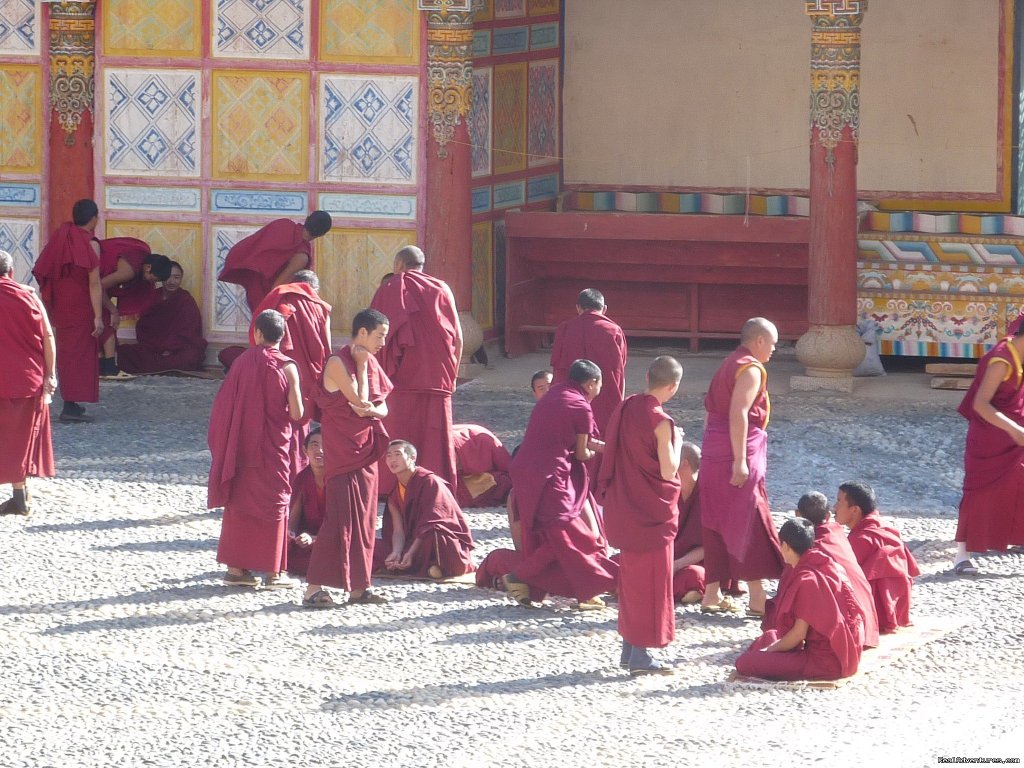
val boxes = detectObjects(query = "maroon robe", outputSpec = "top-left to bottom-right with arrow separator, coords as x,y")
32,222 -> 100,403
813,521 -> 879,648
287,465 -> 326,577
305,347 -> 393,591
371,270 -> 460,495
599,393 -> 681,648
956,338 -> 1024,552
98,237 -> 156,347
508,382 -> 619,601
0,276 -> 55,484
698,346 -> 783,583
847,513 -> 920,634
117,288 -> 207,373
374,467 -> 475,578
551,311 -> 627,434
208,346 -> 295,573
452,423 -> 513,508
672,487 -> 707,599
736,549 -> 865,681
218,219 -> 311,312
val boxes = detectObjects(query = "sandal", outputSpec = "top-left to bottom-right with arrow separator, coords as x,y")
700,596 -> 742,615
223,570 -> 260,587
348,589 -> 389,605
263,573 -> 300,590
953,559 -> 979,576
575,596 -> 606,611
0,498 -> 30,517
302,589 -> 337,609
501,574 -> 533,607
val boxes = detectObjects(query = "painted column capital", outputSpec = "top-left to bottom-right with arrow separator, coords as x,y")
48,1 -> 96,144
807,1 -> 865,156
424,6 -> 474,157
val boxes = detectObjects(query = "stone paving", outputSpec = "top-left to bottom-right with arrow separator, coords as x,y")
2,349 -> 1023,768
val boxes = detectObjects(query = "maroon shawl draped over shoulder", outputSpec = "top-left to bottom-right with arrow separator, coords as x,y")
813,521 -> 879,648
551,311 -> 627,433
99,237 -> 156,316
119,288 -> 207,373
847,513 -> 919,633
598,393 -> 681,551
219,219 -> 310,311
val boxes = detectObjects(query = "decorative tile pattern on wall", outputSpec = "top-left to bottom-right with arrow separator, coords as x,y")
102,0 -> 200,57
494,0 -> 526,18
858,295 -> 1009,358
494,219 -> 507,331
492,26 -> 529,55
106,221 -> 203,298
470,67 -> 492,178
0,217 -> 39,286
210,189 -> 308,215
858,235 -> 1024,266
473,0 -> 493,21
212,226 -> 258,332
320,0 -> 418,65
493,62 -> 527,175
472,221 -> 494,331
528,60 -> 557,167
319,193 -> 417,221
858,261 -> 1024,295
105,69 -> 200,178
317,228 -> 417,336
529,0 -> 559,14
0,66 -> 41,173
214,0 -> 308,60
105,186 -> 202,212
0,183 -> 39,207
321,74 -> 417,185
0,0 -> 37,54
212,71 -> 308,181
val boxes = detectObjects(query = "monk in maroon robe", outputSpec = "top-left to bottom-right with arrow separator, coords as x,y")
208,310 -> 303,589
834,482 -> 919,634
370,246 -> 462,496
699,318 -> 784,616
118,261 -> 207,374
219,211 -> 332,313
0,251 -> 57,516
452,423 -> 512,508
672,443 -> 707,603
793,491 -> 879,648
953,330 -> 1024,575
288,429 -> 326,578
599,356 -> 684,675
304,308 -> 393,608
31,199 -> 103,423
550,288 -> 627,436
503,359 -> 619,607
374,440 -> 475,579
735,518 -> 865,681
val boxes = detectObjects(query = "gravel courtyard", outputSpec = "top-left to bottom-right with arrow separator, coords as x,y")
2,347 -> 1022,768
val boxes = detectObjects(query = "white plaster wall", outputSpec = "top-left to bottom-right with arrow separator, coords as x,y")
563,0 -> 1002,195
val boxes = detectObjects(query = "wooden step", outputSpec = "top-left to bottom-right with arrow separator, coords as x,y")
930,377 -> 972,390
925,363 -> 977,377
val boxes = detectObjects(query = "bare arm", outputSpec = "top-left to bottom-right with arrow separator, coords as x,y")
283,362 -> 303,421
575,433 -> 594,462
88,267 -> 103,337
289,492 -> 304,536
444,283 -> 464,367
33,292 -> 57,396
398,536 -> 423,570
673,546 -> 704,571
384,498 -> 406,569
323,355 -> 368,406
729,366 -> 761,487
972,360 -> 1024,446
271,252 -> 310,289
100,258 -> 136,290
765,618 -> 809,653
655,420 -> 684,481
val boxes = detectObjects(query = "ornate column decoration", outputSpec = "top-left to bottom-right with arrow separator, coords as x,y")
793,0 -> 867,386
49,1 -> 96,145
422,1 -> 474,158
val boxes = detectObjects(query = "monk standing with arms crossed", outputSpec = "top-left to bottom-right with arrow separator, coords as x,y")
599,356 -> 684,675
699,318 -> 784,616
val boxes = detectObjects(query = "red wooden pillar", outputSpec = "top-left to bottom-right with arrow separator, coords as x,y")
45,2 -> 96,235
795,1 -> 866,379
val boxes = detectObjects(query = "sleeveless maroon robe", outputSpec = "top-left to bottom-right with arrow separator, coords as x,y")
699,346 -> 783,583
118,288 -> 207,373
32,223 -> 100,403
218,219 -> 311,312
599,393 -> 681,648
551,310 -> 627,435
956,338 -> 1024,552
305,347 -> 393,591
287,465 -> 326,577
452,423 -> 512,508
374,467 -> 475,577
736,549 -> 865,681
98,237 -> 156,347
847,514 -> 919,634
0,276 -> 55,483
208,346 -> 295,573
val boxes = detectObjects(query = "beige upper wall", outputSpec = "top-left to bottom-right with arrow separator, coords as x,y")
564,0 -> 1002,195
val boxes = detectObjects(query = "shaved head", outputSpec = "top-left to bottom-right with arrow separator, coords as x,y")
680,441 -> 701,472
647,355 -> 682,389
740,317 -> 778,346
395,246 -> 425,271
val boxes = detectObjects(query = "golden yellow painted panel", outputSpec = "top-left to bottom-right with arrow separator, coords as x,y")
212,71 -> 309,182
102,0 -> 201,57
474,0 -> 494,22
529,0 -> 559,15
104,220 -> 203,299
320,0 -> 419,65
317,228 -> 417,338
471,221 -> 494,331
493,62 -> 528,175
0,66 -> 41,174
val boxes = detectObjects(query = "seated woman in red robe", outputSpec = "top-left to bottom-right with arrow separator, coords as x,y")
374,440 -> 475,579
117,261 -> 207,374
287,428 -> 327,578
735,518 -> 865,682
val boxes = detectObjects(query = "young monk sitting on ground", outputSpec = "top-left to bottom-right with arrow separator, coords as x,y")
834,482 -> 920,634
373,440 -> 475,580
735,518 -> 866,682
673,442 -> 706,605
287,428 -> 327,578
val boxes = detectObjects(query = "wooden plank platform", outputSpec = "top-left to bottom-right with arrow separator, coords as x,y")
925,363 -> 977,377
930,377 -> 972,390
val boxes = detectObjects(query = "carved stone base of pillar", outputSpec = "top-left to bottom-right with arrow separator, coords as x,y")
458,310 -> 484,382
795,324 -> 866,378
